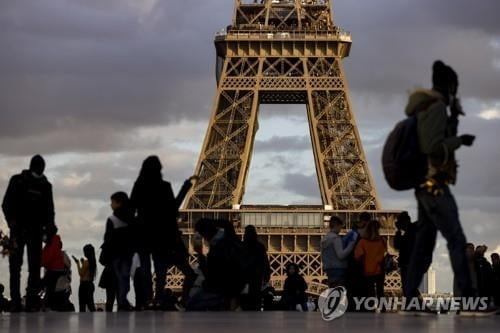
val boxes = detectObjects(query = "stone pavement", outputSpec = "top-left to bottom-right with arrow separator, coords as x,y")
1,311 -> 499,333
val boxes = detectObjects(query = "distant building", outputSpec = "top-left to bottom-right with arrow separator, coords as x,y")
419,266 -> 437,295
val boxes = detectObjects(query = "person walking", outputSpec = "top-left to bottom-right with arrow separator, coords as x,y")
403,61 -> 495,315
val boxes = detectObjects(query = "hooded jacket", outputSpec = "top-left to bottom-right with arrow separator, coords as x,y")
405,90 -> 463,184
2,170 -> 55,232
42,234 -> 65,271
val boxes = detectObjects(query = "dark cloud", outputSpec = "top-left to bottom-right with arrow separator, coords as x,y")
282,173 -> 321,200
2,0 -> 500,296
0,0 -> 228,149
1,0 -> 499,156
255,136 -> 311,152
335,0 -> 500,100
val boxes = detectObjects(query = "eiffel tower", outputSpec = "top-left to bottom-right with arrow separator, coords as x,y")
173,0 -> 400,295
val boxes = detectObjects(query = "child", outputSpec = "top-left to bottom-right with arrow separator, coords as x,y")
281,263 -> 308,311
72,244 -> 97,312
101,192 -> 135,311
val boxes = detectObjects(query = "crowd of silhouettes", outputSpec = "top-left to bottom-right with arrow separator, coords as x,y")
0,154 -> 301,312
320,212 -> 389,312
452,243 -> 500,307
1,151 -> 500,313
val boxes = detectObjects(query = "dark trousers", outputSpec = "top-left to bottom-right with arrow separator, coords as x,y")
78,281 -> 96,312
365,274 -> 385,299
405,186 -> 472,298
151,251 -> 196,303
105,286 -> 116,312
241,279 -> 263,310
400,266 -> 408,293
9,230 -> 42,305
43,270 -> 64,310
136,252 -> 153,306
112,257 -> 131,308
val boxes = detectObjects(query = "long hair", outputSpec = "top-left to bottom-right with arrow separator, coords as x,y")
137,156 -> 163,184
83,244 -> 97,280
365,220 -> 381,241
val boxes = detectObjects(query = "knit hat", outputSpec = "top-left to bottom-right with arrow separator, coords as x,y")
432,60 -> 458,94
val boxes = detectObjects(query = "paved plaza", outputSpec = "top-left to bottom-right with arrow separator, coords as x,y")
1,312 -> 499,333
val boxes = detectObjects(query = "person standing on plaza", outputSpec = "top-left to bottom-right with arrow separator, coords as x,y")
130,156 -> 198,309
2,155 -> 56,312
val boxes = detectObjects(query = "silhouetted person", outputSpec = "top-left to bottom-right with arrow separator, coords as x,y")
404,61 -> 478,310
354,220 -> 386,306
241,225 -> 271,310
281,263 -> 308,311
188,218 -> 247,311
321,216 -> 358,288
474,245 -> 494,301
100,192 -> 135,311
98,266 -> 116,312
393,211 -> 417,292
2,155 -> 56,312
73,244 -> 97,312
454,243 -> 477,298
130,156 -> 198,309
491,253 -> 500,306
41,226 -> 66,311
346,212 -> 370,309
0,284 -> 9,313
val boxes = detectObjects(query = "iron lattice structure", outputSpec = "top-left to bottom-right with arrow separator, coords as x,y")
169,0 -> 400,295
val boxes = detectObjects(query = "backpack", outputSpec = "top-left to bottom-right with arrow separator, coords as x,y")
382,115 -> 427,191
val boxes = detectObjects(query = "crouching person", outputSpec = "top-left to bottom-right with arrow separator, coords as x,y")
41,227 -> 74,311
281,263 -> 308,311
187,218 -> 247,311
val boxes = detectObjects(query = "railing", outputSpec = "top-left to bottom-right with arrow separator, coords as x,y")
215,29 -> 352,42
239,0 -> 329,6
178,207 -> 400,235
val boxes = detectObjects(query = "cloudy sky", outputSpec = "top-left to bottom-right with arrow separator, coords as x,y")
1,0 -> 499,301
